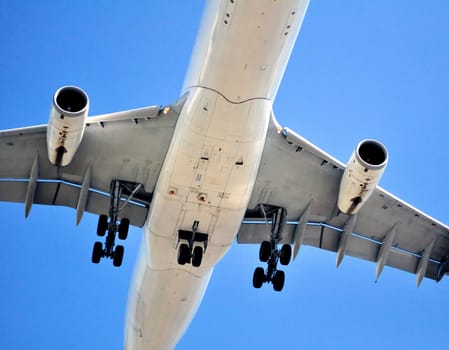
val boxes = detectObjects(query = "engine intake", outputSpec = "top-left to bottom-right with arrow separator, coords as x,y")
47,86 -> 89,166
337,139 -> 388,215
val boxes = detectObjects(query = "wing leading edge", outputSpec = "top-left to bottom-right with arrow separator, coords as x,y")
238,113 -> 449,285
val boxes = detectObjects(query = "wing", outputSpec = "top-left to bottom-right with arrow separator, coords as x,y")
0,97 -> 185,227
238,113 -> 449,285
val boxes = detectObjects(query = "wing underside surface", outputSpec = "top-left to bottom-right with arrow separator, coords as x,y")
238,114 -> 449,283
0,100 -> 184,227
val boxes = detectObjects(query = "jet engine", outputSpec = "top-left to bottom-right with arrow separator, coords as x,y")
47,86 -> 89,166
337,139 -> 388,215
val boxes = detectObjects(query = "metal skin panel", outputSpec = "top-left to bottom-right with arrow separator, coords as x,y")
247,115 -> 343,222
182,0 -> 310,102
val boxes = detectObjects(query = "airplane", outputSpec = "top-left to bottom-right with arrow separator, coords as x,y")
1,1 -> 449,349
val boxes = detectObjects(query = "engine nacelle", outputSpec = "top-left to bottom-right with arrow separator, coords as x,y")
47,86 -> 89,166
337,139 -> 388,215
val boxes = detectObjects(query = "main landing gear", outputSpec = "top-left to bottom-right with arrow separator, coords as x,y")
91,180 -> 142,267
177,220 -> 208,268
251,205 -> 292,292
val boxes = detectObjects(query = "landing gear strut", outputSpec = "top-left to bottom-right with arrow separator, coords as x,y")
177,220 -> 208,268
252,205 -> 292,292
91,180 -> 142,267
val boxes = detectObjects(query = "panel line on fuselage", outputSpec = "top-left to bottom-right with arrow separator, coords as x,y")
185,85 -> 273,105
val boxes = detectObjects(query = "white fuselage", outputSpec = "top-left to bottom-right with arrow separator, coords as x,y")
125,1 -> 309,349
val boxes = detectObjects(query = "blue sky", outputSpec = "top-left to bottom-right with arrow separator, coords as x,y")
1,1 -> 449,349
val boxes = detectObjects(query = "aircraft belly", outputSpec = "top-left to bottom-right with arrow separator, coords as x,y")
125,244 -> 212,350
127,88 -> 272,348
182,0 -> 310,101
147,87 -> 272,270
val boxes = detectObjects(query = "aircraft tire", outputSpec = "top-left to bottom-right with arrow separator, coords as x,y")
97,215 -> 108,237
113,245 -> 124,267
259,241 -> 271,262
272,270 -> 285,292
118,218 -> 130,240
177,244 -> 190,265
279,244 -> 292,266
252,267 -> 265,288
92,241 -> 103,264
192,246 -> 203,267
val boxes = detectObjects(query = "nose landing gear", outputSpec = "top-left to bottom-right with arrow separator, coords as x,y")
177,221 -> 208,268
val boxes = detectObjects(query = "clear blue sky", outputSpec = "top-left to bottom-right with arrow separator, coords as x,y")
1,1 -> 449,349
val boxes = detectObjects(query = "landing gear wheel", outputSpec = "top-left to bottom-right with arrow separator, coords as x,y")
272,270 -> 285,292
253,267 -> 265,288
92,241 -> 103,264
279,244 -> 292,266
192,246 -> 203,267
113,245 -> 124,267
118,218 -> 130,240
259,241 -> 271,262
177,243 -> 190,265
97,215 -> 108,237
